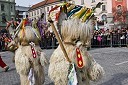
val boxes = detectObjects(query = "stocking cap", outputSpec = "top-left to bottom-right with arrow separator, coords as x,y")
14,19 -> 41,41
49,2 -> 103,23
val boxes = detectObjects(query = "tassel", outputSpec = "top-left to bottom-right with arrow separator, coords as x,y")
72,7 -> 87,19
67,6 -> 82,18
79,8 -> 87,19
82,8 -> 93,22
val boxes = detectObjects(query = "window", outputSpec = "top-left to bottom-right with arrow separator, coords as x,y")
51,6 -> 53,9
37,10 -> 38,15
11,5 -> 13,12
72,1 -> 75,4
101,14 -> 107,21
33,11 -> 34,16
1,4 -> 5,11
39,9 -> 41,15
102,5 -> 106,11
92,0 -> 95,3
42,8 -> 43,13
35,11 -> 36,15
31,12 -> 33,16
81,0 -> 84,5
47,7 -> 49,12
1,13 -> 6,23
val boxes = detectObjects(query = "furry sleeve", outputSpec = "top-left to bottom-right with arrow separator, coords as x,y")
87,53 -> 105,82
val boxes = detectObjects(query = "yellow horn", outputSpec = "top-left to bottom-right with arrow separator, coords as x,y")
82,8 -> 93,22
72,7 -> 87,19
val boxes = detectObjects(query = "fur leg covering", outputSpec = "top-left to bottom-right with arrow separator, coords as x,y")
48,44 -> 104,85
49,18 -> 104,85
15,46 -> 46,85
48,46 -> 70,85
87,58 -> 105,82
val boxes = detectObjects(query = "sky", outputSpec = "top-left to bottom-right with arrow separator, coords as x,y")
15,0 -> 90,7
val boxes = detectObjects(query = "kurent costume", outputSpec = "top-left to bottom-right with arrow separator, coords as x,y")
8,19 -> 47,85
48,2 -> 104,85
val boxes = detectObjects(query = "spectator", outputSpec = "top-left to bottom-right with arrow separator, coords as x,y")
120,28 -> 127,46
97,34 -> 102,47
105,29 -> 111,46
91,27 -> 127,47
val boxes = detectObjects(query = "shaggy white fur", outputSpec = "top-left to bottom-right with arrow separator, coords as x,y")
49,44 -> 104,85
15,45 -> 46,85
48,18 -> 104,85
18,26 -> 39,44
12,23 -> 47,85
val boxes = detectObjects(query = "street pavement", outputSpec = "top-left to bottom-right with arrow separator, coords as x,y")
0,47 -> 128,85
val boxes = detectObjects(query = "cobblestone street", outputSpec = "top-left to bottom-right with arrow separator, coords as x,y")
0,47 -> 128,85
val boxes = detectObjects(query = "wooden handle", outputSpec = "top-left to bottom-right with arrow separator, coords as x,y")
48,17 -> 71,63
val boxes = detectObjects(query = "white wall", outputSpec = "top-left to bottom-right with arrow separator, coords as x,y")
28,7 -> 45,20
106,0 -> 112,13
45,3 -> 61,32
127,0 -> 128,10
73,0 -> 91,7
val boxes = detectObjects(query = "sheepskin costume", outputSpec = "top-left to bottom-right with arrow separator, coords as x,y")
12,19 -> 47,85
48,18 -> 104,85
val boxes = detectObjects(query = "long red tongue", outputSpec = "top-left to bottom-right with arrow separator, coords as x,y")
76,48 -> 84,68
31,46 -> 37,58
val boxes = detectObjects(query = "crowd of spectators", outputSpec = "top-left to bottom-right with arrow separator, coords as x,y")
91,27 -> 128,47
39,31 -> 58,49
1,24 -> 128,51
0,28 -> 58,51
40,27 -> 128,48
0,29 -> 12,51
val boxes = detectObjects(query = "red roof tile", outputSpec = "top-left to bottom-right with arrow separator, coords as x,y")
29,0 -> 60,11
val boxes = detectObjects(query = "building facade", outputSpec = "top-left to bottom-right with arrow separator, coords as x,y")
28,1 -> 46,20
15,6 -> 30,20
90,0 -> 128,29
28,0 -> 66,32
0,0 -> 15,29
112,0 -> 128,28
28,0 -> 65,20
29,0 -> 128,30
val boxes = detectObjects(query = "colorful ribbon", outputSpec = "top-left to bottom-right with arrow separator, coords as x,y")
48,2 -> 102,22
